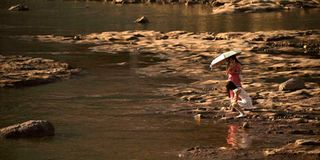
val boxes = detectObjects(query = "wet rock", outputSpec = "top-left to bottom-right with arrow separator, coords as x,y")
134,16 -> 149,24
0,120 -> 55,138
279,77 -> 306,91
264,139 -> 320,159
0,55 -> 80,87
8,4 -> 29,11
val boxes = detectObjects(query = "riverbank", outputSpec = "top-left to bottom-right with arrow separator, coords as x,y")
25,29 -> 320,159
0,55 -> 80,87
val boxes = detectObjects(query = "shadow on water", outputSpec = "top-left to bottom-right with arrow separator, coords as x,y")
226,124 -> 252,149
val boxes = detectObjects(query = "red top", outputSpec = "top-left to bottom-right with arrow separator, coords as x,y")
227,63 -> 242,86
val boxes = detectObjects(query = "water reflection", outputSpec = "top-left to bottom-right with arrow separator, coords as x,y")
1,1 -> 319,36
226,124 -> 251,149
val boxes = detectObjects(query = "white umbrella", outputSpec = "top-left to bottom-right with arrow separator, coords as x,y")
209,50 -> 241,69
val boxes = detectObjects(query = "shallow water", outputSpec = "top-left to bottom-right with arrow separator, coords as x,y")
0,0 -> 319,159
0,52 -> 231,160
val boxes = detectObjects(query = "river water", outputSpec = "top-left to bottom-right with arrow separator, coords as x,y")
0,0 -> 319,159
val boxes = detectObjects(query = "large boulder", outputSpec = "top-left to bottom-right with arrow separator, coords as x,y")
279,77 -> 305,91
0,120 -> 55,139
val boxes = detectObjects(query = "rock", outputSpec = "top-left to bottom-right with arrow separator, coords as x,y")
8,4 -> 29,11
0,120 -> 55,138
212,0 -> 320,14
295,139 -> 320,146
264,139 -> 320,158
212,1 -> 283,14
279,77 -> 306,91
0,55 -> 80,87
134,16 -> 149,24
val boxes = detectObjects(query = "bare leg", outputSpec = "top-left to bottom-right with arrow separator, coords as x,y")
231,103 -> 245,117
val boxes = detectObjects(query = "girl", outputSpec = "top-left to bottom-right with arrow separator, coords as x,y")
226,81 -> 253,118
226,55 -> 242,99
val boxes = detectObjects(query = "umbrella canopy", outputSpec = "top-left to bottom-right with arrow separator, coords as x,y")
209,50 -> 241,69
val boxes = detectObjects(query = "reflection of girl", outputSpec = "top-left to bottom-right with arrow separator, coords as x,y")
227,124 -> 251,149
226,55 -> 242,99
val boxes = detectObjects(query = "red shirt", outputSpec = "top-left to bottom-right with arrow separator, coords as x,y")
227,63 -> 241,86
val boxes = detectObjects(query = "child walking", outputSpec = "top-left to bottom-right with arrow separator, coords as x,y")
226,81 -> 253,118
226,55 -> 242,100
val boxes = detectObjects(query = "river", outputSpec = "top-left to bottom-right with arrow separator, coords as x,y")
0,0 -> 319,159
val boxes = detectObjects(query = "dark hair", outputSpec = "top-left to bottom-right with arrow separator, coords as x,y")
228,55 -> 242,65
226,81 -> 237,97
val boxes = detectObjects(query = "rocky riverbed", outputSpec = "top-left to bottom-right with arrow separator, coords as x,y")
0,55 -> 80,87
25,29 -> 320,159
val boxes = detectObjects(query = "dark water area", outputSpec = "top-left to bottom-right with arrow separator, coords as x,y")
0,0 -> 319,159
